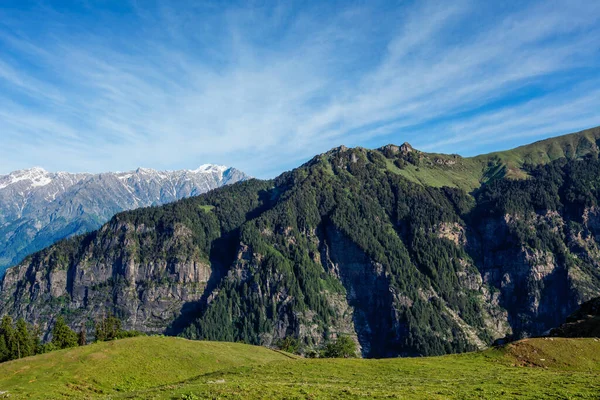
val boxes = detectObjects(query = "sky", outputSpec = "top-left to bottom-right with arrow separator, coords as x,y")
0,0 -> 599,178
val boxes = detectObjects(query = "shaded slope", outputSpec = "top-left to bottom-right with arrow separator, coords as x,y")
549,297 -> 600,338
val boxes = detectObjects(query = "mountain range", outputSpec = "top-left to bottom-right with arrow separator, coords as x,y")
0,165 -> 249,276
1,126 -> 600,358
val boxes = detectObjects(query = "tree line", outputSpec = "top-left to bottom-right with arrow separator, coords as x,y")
0,315 -> 142,363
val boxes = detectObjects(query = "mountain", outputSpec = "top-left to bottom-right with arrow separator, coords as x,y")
2,126 -> 600,358
0,165 -> 249,276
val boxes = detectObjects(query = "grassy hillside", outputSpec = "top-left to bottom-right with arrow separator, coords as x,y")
474,126 -> 600,180
0,336 -> 598,399
378,126 -> 600,191
0,337 -> 295,399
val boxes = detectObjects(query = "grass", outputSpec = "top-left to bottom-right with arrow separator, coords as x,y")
387,159 -> 485,192
198,205 -> 215,212
473,126 -> 600,180
0,337 -> 294,399
0,337 -> 598,399
380,126 -> 600,192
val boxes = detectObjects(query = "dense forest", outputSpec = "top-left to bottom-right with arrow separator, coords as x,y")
2,129 -> 600,357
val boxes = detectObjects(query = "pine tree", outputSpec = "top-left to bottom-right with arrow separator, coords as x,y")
0,335 -> 8,362
51,316 -> 78,349
15,318 -> 33,358
94,318 -> 106,342
0,316 -> 17,360
95,315 -> 123,342
31,325 -> 43,355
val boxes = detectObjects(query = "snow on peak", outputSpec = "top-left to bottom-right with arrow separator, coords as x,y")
135,167 -> 156,174
190,164 -> 229,174
0,167 -> 52,189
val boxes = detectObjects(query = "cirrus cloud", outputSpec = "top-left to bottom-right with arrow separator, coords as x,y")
0,0 -> 598,177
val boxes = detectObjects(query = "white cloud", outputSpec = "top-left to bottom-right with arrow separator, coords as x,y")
0,0 -> 598,177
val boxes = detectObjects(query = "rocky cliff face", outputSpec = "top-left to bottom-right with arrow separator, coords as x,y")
0,165 -> 248,276
0,218 -> 212,339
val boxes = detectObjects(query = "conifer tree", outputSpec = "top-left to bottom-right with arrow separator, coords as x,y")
51,316 -> 78,349
95,315 -> 123,342
15,318 -> 33,358
0,316 -> 16,360
0,335 -> 8,362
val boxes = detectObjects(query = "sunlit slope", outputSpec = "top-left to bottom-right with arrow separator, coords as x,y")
367,126 -> 600,192
0,336 -> 296,399
474,125 -> 600,180
0,337 -> 598,399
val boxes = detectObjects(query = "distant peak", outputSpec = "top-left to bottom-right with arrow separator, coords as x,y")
25,166 -> 47,173
0,166 -> 52,189
135,167 -> 156,174
190,164 -> 229,174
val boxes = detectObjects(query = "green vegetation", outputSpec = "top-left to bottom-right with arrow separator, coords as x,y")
475,126 -> 600,180
51,316 -> 79,350
320,335 -> 357,358
95,315 -> 143,342
0,336 -> 294,399
380,126 -> 600,190
0,336 -> 597,399
0,316 -> 45,362
4,126 -> 600,359
0,315 -> 141,365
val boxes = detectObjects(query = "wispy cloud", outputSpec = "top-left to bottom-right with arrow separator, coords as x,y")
0,0 -> 598,177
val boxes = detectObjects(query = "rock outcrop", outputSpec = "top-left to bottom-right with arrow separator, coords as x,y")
0,218 -> 213,339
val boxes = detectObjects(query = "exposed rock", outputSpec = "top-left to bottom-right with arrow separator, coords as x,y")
436,222 -> 466,246
380,144 -> 400,154
400,142 -> 414,154
434,158 -> 457,166
0,219 -> 211,339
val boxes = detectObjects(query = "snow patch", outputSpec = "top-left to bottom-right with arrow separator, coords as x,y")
190,164 -> 229,174
0,167 -> 52,189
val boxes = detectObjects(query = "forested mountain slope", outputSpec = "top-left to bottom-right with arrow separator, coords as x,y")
2,127 -> 600,358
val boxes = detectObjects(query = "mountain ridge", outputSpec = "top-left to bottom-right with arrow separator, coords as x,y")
2,126 -> 600,358
0,164 -> 249,276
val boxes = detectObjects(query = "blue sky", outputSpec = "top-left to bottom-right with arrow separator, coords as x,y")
0,0 -> 599,178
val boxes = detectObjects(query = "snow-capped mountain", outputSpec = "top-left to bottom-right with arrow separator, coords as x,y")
0,165 -> 249,276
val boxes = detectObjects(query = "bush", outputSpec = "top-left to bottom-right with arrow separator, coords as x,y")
321,335 -> 357,358
95,316 -> 144,342
276,336 -> 300,354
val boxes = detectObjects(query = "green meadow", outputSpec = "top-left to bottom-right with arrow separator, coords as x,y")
0,336 -> 598,399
